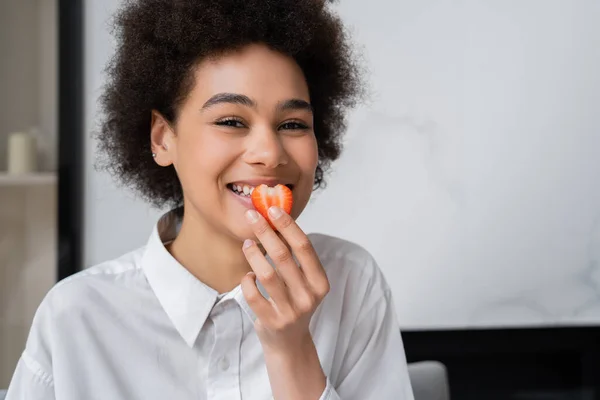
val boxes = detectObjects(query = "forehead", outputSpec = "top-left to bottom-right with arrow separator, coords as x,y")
189,44 -> 310,104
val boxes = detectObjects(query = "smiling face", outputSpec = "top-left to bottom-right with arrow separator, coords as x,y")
151,43 -> 319,242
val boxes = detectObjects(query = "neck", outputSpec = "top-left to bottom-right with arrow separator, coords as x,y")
167,206 -> 251,294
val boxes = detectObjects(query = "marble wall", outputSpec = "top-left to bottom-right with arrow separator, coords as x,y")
298,0 -> 600,329
84,0 -> 600,330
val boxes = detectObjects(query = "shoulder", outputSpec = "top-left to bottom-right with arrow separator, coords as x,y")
21,247 -> 147,373
308,233 -> 387,285
33,246 -> 147,324
308,232 -> 376,265
307,233 -> 391,311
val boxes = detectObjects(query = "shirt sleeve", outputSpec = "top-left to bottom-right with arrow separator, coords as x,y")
6,285 -> 56,400
5,351 -> 55,400
324,290 -> 415,400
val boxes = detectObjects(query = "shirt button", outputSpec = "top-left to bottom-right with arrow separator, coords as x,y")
219,356 -> 230,371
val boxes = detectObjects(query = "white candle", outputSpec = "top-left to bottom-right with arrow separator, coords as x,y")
7,131 -> 37,174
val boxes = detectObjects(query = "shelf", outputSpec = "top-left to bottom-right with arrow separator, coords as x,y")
0,172 -> 57,187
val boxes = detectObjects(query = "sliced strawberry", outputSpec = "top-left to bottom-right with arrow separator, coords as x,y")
251,184 -> 293,228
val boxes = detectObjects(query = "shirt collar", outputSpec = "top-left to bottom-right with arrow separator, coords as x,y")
141,208 -> 257,347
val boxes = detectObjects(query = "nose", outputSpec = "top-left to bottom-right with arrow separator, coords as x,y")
243,126 -> 288,169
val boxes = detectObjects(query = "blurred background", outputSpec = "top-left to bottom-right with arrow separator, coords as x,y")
1,0 -> 61,391
1,0 -> 599,398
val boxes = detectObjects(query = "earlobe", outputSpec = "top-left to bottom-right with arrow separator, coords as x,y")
150,110 -> 174,166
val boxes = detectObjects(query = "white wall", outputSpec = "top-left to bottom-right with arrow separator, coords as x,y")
83,0 -> 163,266
84,0 -> 600,330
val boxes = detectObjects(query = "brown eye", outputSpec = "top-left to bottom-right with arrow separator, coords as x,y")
279,121 -> 309,131
215,118 -> 245,128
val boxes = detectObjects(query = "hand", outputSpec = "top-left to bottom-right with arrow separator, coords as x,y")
240,206 -> 330,400
240,206 -> 330,352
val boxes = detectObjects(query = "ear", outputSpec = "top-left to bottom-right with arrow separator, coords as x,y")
150,110 -> 176,167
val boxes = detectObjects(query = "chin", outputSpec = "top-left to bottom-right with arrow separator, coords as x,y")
226,223 -> 258,243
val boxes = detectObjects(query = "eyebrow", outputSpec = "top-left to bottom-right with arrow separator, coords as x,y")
277,98 -> 313,113
201,92 -> 313,113
201,93 -> 256,110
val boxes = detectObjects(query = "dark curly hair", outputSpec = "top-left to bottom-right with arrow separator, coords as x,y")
97,0 -> 364,209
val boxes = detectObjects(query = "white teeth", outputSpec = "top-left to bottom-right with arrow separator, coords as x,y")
230,183 -> 255,197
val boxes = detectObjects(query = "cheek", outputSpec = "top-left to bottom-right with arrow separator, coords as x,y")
286,136 -> 319,216
175,131 -> 237,189
288,135 -> 319,175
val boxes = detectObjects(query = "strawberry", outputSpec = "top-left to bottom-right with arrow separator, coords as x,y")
251,184 -> 293,227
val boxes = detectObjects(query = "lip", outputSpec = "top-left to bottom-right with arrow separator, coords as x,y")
228,188 -> 254,208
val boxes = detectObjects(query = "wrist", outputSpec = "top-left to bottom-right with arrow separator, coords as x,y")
263,334 -> 327,400
263,332 -> 316,360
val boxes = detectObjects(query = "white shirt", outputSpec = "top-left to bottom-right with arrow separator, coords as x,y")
6,209 -> 414,400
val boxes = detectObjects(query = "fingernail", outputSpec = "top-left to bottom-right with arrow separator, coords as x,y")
268,206 -> 283,219
246,271 -> 255,278
245,209 -> 259,223
243,239 -> 254,249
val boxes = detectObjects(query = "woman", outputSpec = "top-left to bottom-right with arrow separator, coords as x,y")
6,0 -> 414,399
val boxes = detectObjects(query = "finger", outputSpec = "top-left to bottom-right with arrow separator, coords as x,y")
241,272 -> 272,320
245,209 -> 308,293
267,206 -> 330,299
242,239 -> 292,309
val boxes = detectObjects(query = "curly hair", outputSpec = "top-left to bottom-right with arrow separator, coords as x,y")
97,0 -> 364,209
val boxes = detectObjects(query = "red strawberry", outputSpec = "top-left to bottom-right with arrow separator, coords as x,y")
251,184 -> 293,228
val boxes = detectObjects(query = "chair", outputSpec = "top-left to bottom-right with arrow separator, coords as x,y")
408,361 -> 450,400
